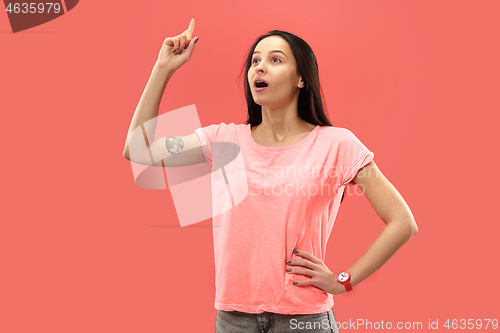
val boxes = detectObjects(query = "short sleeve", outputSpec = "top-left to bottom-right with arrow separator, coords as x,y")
193,122 -> 231,168
194,126 -> 213,165
340,129 -> 375,187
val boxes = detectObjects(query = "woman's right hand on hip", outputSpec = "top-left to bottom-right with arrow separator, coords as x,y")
156,18 -> 198,73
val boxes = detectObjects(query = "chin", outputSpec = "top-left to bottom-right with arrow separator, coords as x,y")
252,98 -> 266,107
251,96 -> 263,105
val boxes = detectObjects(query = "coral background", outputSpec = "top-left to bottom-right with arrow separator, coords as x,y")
1,0 -> 499,332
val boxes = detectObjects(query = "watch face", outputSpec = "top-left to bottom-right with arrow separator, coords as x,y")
338,272 -> 350,282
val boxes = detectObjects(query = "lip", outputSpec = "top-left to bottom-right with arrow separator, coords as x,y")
253,77 -> 269,92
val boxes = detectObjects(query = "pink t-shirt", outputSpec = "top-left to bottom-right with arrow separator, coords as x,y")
194,122 -> 374,315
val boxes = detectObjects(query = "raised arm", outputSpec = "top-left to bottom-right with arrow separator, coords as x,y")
122,18 -> 203,167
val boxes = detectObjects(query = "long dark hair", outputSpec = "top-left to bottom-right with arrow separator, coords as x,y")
239,30 -> 350,203
239,30 -> 332,129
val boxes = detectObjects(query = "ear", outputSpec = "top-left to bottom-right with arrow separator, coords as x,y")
298,77 -> 304,89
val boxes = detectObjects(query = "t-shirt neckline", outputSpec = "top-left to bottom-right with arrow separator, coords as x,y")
246,124 -> 320,151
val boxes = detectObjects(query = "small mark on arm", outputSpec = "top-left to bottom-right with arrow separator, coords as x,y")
165,137 -> 184,155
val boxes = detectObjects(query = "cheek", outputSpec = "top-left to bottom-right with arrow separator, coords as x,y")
279,71 -> 296,85
276,76 -> 297,92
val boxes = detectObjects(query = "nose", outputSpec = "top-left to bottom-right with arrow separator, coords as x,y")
254,68 -> 264,79
254,61 -> 265,74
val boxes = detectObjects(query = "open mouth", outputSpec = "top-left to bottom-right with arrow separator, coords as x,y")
254,80 -> 268,91
255,80 -> 268,88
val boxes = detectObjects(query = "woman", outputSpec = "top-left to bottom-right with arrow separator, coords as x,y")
123,18 -> 418,333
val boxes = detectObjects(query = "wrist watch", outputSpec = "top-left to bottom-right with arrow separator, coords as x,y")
336,271 -> 353,292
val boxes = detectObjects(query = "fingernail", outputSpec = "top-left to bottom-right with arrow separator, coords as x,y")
285,260 -> 291,264
173,50 -> 176,53
293,250 -> 299,254
184,43 -> 188,49
286,269 -> 291,272
194,37 -> 199,44
293,281 -> 298,285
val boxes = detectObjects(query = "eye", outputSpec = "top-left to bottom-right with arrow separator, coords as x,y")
252,57 -> 282,64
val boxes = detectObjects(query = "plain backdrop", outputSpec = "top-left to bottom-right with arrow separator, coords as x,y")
1,0 -> 499,332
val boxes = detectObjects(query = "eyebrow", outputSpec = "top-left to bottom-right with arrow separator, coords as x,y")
252,50 -> 287,58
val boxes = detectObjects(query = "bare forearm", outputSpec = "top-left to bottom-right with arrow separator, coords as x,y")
123,63 -> 174,160
347,220 -> 417,287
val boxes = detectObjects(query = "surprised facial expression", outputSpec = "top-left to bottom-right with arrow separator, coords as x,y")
248,36 -> 304,108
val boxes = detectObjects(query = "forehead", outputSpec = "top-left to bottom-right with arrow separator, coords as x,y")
254,36 -> 291,55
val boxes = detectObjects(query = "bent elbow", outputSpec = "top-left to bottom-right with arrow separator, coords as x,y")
410,221 -> 418,236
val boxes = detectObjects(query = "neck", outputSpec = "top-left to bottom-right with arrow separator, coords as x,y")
257,91 -> 310,136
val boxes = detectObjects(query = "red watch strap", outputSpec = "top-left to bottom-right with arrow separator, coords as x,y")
344,281 -> 353,292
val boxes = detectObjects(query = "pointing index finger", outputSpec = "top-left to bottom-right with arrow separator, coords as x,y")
186,18 -> 195,36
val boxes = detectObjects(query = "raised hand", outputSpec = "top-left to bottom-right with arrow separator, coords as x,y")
156,18 -> 198,73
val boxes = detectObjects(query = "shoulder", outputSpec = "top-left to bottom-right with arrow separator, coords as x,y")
205,122 -> 244,129
318,125 -> 357,142
211,122 -> 250,133
319,125 -> 352,134
197,122 -> 245,140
